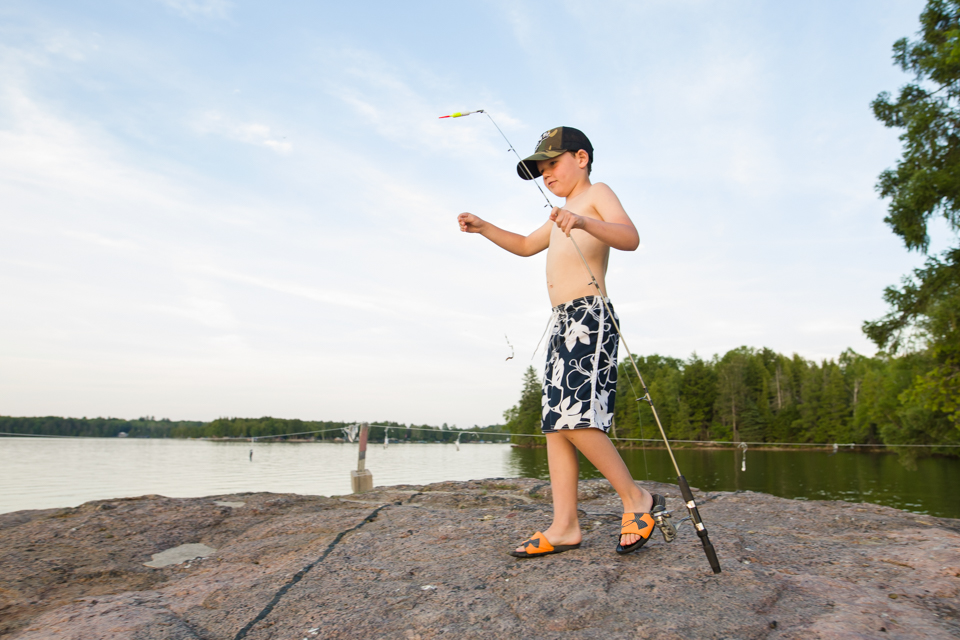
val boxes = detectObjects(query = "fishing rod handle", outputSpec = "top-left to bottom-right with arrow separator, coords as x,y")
678,475 -> 722,574
698,529 -> 722,575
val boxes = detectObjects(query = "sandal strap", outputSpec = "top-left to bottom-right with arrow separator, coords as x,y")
519,531 -> 554,554
621,512 -> 655,537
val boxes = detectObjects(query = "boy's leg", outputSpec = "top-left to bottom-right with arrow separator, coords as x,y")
563,428 -> 653,546
514,432 -> 582,552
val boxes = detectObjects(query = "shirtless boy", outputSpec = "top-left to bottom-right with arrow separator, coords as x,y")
458,127 -> 662,556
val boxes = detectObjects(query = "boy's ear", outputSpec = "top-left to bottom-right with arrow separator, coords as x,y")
575,149 -> 590,169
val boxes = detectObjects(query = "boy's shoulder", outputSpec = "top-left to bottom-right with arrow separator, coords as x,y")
586,181 -> 616,197
578,182 -> 622,210
571,181 -> 616,200
570,181 -> 629,225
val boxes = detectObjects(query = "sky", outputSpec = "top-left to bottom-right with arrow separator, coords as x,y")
0,0 -> 946,428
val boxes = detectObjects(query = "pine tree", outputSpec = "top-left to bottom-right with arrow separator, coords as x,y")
504,366 -> 542,445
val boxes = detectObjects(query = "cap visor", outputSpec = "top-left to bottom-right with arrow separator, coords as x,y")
516,149 -> 566,180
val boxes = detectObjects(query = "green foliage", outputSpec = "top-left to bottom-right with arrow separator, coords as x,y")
864,248 -> 960,353
871,0 -> 960,252
866,0 -> 960,443
680,355 -> 717,439
609,348 -> 872,447
0,415 -> 509,443
0,416 -> 203,438
585,346 -> 960,454
504,366 -> 542,444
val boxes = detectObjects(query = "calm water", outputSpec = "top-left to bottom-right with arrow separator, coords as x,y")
512,447 -> 960,519
1,438 -> 958,518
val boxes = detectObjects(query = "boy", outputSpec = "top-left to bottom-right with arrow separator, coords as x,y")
458,127 -> 662,557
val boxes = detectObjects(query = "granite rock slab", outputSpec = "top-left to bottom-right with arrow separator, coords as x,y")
0,478 -> 957,639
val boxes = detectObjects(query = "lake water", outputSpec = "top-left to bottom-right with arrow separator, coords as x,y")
2,437 -> 958,518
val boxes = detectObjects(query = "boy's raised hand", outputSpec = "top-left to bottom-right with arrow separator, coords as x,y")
458,212 -> 485,233
550,206 -> 584,236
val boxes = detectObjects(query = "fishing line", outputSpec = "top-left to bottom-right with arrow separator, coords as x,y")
623,367 -> 651,481
442,109 -> 721,574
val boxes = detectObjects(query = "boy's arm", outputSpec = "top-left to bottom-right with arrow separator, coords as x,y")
458,213 -> 551,257
549,183 -> 639,251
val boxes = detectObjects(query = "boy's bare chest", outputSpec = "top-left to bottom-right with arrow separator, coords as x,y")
548,202 -> 605,253
547,225 -> 607,261
546,206 -> 609,273
545,215 -> 610,304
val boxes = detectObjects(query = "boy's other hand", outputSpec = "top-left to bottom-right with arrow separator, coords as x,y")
458,212 -> 485,233
550,207 -> 584,236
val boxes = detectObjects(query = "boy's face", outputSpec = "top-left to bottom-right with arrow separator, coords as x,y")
537,150 -> 589,197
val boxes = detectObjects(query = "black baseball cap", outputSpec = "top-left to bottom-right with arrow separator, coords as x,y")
517,126 -> 593,180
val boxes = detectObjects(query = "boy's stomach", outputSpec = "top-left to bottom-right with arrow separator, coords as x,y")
546,264 -> 609,307
546,281 -> 608,307
545,234 -> 609,307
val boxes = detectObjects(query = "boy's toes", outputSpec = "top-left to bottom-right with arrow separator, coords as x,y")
620,533 -> 640,546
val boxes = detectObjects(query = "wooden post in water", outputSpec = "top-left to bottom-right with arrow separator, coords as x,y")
351,423 -> 373,493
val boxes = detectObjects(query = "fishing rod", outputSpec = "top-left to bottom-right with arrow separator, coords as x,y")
442,109 -> 721,574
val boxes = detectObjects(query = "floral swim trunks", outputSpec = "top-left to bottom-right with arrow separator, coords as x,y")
541,295 -> 619,433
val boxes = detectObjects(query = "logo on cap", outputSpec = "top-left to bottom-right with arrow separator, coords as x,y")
537,129 -> 559,151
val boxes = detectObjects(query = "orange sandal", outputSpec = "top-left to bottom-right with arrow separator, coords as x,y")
616,494 -> 664,555
509,531 -> 581,558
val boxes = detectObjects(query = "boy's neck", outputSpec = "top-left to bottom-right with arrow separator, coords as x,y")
563,176 -> 592,203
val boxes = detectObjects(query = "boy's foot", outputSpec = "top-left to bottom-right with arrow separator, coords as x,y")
616,494 -> 665,555
619,489 -> 654,548
510,531 -> 581,558
513,525 -> 581,555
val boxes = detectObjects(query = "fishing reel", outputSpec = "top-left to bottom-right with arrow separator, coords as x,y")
651,498 -> 691,544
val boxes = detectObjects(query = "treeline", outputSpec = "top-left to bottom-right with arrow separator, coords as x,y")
0,416 -> 204,438
170,417 -> 508,442
171,417 -> 355,439
505,347 -> 960,456
0,415 -> 509,443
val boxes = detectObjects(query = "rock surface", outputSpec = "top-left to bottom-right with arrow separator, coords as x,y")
0,478 -> 958,639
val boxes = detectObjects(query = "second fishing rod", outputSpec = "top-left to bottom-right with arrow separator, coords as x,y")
442,109 -> 721,574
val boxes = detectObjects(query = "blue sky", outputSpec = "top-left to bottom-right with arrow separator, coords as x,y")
0,0 -> 942,427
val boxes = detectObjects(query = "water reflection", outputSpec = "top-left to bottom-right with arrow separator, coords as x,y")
507,446 -> 960,518
1,438 -> 957,518
0,438 -> 512,514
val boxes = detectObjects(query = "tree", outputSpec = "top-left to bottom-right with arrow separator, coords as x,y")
715,349 -> 751,442
614,354 -> 683,441
504,366 -> 542,444
680,354 -> 717,439
868,0 -> 960,436
871,0 -> 960,253
815,361 -> 852,443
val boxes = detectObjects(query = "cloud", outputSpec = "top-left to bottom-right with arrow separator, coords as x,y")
318,47 -> 523,158
799,320 -> 861,335
40,30 -> 100,61
191,264 -> 386,314
59,230 -> 142,252
156,0 -> 233,20
193,111 -> 292,153
150,297 -> 240,330
0,85 -> 193,218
